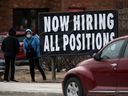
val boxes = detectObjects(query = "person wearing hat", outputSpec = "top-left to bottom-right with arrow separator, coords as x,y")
1,28 -> 20,82
23,29 -> 46,82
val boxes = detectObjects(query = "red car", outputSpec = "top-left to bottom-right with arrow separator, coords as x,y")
62,35 -> 128,96
0,31 -> 28,65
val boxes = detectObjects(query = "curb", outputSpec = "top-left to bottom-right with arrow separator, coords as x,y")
0,91 -> 63,96
0,82 -> 63,96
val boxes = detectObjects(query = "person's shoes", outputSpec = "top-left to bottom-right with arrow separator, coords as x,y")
43,77 -> 46,80
10,79 -> 18,82
32,80 -> 36,82
3,80 -> 9,82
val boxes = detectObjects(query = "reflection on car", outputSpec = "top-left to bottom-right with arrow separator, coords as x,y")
62,35 -> 128,96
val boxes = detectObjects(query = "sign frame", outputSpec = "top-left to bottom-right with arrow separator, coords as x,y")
38,10 -> 118,56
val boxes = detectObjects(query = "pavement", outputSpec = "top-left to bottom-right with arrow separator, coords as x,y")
0,65 -> 64,96
1,82 -> 128,96
0,82 -> 63,96
14,65 -> 65,83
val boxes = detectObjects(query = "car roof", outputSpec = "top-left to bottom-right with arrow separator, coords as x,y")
114,35 -> 128,41
0,31 -> 25,36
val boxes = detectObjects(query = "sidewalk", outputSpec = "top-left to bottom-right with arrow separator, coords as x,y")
0,82 -> 63,96
0,65 -> 64,96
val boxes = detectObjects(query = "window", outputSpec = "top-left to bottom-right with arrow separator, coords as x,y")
13,8 -> 49,32
124,42 -> 128,58
101,40 -> 125,59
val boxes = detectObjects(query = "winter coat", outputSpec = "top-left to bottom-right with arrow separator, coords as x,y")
1,28 -> 20,57
23,31 -> 40,58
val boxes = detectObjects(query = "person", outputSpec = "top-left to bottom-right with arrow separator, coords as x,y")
33,32 -> 39,38
1,28 -> 20,82
23,29 -> 46,82
33,32 -> 45,70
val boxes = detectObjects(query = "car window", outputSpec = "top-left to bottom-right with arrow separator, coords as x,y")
0,36 -> 5,43
124,42 -> 128,58
16,35 -> 24,42
101,40 -> 125,59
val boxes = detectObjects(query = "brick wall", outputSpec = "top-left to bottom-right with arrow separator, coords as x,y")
0,0 -> 11,32
9,0 -> 47,8
47,0 -> 62,12
0,0 -> 47,32
0,0 -> 127,36
118,9 -> 128,36
62,0 -> 116,11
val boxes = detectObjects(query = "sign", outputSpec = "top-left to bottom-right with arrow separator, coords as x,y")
39,10 -> 118,56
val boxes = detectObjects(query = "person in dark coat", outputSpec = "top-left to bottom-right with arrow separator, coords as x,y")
1,28 -> 20,82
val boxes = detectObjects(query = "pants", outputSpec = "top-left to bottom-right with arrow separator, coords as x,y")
4,56 -> 15,81
29,58 -> 46,81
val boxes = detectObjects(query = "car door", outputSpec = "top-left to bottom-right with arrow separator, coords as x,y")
93,39 -> 125,88
117,40 -> 128,88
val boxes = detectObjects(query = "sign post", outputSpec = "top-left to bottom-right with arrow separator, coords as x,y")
51,56 -> 56,80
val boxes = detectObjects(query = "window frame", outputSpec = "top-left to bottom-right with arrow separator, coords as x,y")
13,8 -> 49,32
122,40 -> 128,58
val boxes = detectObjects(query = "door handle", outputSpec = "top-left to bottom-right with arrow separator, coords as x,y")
111,63 -> 117,70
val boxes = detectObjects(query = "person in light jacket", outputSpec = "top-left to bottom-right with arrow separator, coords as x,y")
23,29 -> 46,82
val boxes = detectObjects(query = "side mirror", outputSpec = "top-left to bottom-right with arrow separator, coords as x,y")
93,53 -> 101,61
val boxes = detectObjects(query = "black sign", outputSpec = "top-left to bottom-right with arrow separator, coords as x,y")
38,10 -> 118,56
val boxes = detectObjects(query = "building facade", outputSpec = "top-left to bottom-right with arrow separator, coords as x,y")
0,0 -> 128,36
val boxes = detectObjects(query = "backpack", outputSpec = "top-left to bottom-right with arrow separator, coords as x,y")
26,38 -> 37,59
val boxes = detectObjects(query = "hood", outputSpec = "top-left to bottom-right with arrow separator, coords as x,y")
9,28 -> 16,36
77,58 -> 96,67
25,29 -> 32,36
